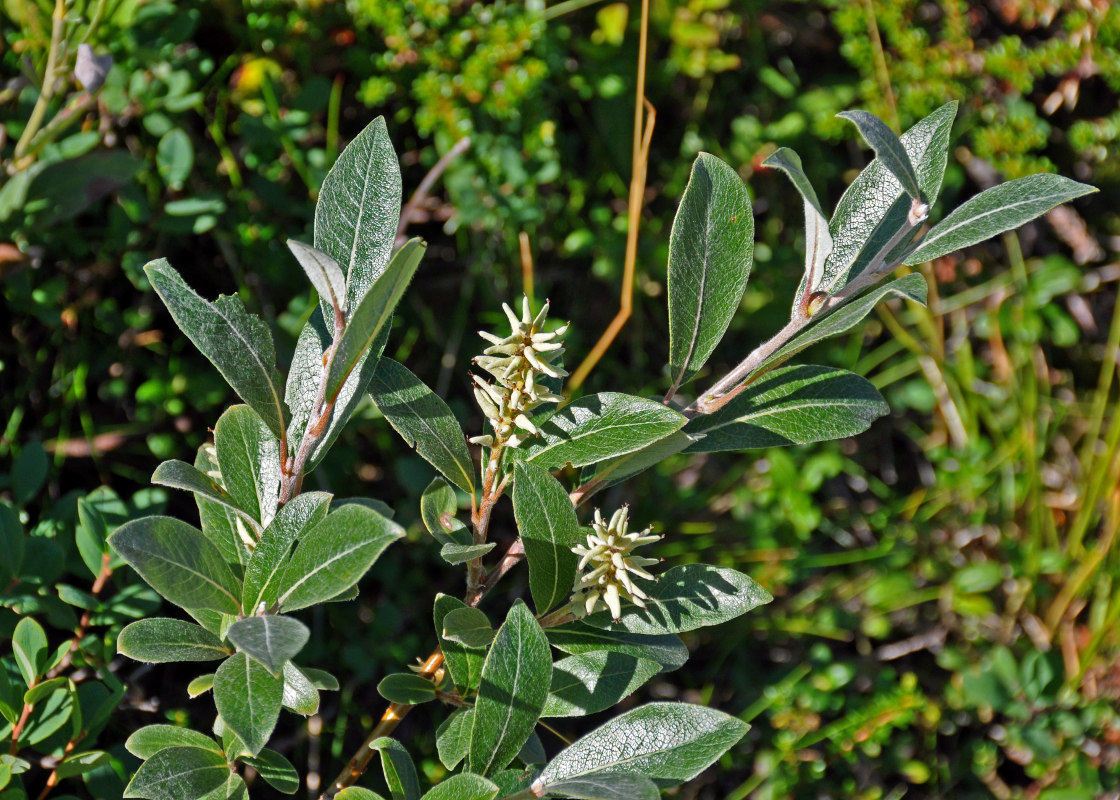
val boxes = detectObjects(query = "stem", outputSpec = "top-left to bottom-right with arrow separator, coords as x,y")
34,737 -> 78,800
567,0 -> 654,392
14,0 -> 67,161
688,206 -> 925,415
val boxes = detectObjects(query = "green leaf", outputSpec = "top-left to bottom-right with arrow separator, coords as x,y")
276,503 -> 403,612
193,445 -> 250,567
667,152 -> 755,391
684,365 -> 888,452
242,491 -> 332,613
214,405 -> 280,527
109,516 -> 242,615
420,478 -> 471,546
513,461 -> 582,614
118,618 -> 230,662
24,676 -> 67,705
377,673 -> 437,705
468,602 -> 552,776
13,616 -> 48,685
145,259 -> 286,439
543,652 -> 660,718
524,393 -> 687,470
442,607 -> 495,648
758,272 -> 928,375
439,543 -> 495,564
227,615 -> 310,675
314,115 -> 402,316
11,442 -> 47,505
328,239 -> 426,401
54,749 -> 110,779
905,173 -> 1098,265
125,725 -> 222,759
838,110 -> 922,201
150,460 -> 257,529
434,595 -> 486,694
300,665 -> 339,690
763,147 -> 833,317
537,702 -> 749,786
0,500 -> 26,587
243,749 -> 299,794
368,357 -> 475,494
546,624 -> 689,672
123,746 -> 230,800
538,774 -> 660,800
214,652 -> 283,757
824,101 -> 956,289
188,674 -> 215,698
371,737 -> 420,800
337,789 -> 388,800
288,239 -> 348,316
281,662 -> 320,715
583,564 -> 772,635
419,774 -> 498,800
156,128 -> 193,190
435,708 -> 473,770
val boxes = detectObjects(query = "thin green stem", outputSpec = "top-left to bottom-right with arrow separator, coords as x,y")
14,0 -> 68,161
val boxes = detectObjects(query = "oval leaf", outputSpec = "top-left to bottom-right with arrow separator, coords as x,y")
214,405 -> 280,527
214,652 -> 283,757
368,357 -> 475,494
513,461 -> 582,614
145,259 -> 286,439
685,365 -> 888,452
468,602 -> 551,776
124,746 -> 230,800
109,516 -> 241,615
524,393 -> 687,470
543,652 -> 660,718
905,173 -> 1098,265
125,725 -> 222,759
442,607 -> 495,649
667,152 -> 755,392
226,615 -> 310,676
539,774 -> 660,800
314,115 -> 403,315
536,701 -> 748,786
242,748 -> 300,795
118,618 -> 230,663
242,491 -> 332,613
582,564 -> 772,635
434,595 -> 486,695
277,504 -> 403,612
546,624 -> 689,672
419,774 -> 498,800
838,110 -> 922,201
371,737 -> 421,800
288,239 -> 347,316
377,673 -> 437,705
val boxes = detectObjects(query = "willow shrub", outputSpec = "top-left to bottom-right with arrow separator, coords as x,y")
3,103 -> 1094,800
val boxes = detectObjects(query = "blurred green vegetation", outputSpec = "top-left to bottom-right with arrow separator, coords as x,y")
2,0 -> 1119,798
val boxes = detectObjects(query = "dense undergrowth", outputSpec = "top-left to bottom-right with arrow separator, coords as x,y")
3,1 -> 1120,798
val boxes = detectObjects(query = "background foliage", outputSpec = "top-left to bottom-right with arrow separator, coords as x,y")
3,0 -> 1120,798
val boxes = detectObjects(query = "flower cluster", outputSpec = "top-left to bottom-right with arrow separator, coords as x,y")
469,296 -> 567,449
570,506 -> 661,620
